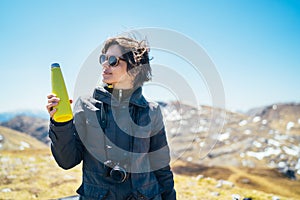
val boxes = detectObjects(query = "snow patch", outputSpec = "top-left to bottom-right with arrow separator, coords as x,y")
19,141 -> 30,150
1,188 -> 12,193
244,129 -> 252,135
247,147 -> 281,160
274,134 -> 288,141
267,139 -> 280,147
165,110 -> 181,121
252,116 -> 261,123
253,141 -> 262,148
282,146 -> 299,156
239,120 -> 247,126
218,132 -> 230,141
286,122 -> 294,130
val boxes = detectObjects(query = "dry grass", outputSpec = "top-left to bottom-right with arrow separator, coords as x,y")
1,150 -> 299,199
0,149 -> 81,200
0,126 -> 47,150
174,174 -> 289,200
228,166 -> 300,198
172,160 -> 300,200
1,125 -> 299,199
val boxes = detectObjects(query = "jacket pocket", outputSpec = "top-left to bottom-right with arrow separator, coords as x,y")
137,181 -> 162,200
77,183 -> 109,200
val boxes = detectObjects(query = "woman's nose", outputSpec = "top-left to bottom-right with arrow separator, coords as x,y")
102,60 -> 110,68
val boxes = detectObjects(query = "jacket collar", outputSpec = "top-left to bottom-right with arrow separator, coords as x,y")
93,86 -> 148,108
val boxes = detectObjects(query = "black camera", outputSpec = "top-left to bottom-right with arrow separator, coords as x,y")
104,160 -> 127,183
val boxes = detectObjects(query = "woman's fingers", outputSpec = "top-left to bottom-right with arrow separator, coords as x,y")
46,101 -> 57,111
46,94 -> 72,118
49,108 -> 57,118
47,93 -> 54,98
46,93 -> 60,115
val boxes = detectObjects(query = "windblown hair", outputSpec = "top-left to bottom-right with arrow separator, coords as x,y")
101,36 -> 152,88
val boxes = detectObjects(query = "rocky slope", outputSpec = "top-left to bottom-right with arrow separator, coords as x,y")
1,102 -> 299,178
160,102 -> 300,180
247,103 -> 300,136
0,102 -> 300,199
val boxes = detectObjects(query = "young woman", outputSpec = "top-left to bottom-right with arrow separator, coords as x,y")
46,36 -> 176,200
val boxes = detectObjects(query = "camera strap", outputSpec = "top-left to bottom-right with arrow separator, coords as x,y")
96,100 -> 135,169
95,102 -> 109,163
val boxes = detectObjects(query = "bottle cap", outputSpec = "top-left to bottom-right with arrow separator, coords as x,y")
51,63 -> 60,68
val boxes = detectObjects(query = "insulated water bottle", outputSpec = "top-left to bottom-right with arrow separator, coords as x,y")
51,63 -> 73,122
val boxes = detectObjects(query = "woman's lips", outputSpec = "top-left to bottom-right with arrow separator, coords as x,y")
103,70 -> 112,76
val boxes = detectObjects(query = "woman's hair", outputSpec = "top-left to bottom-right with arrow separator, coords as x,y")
101,36 -> 152,88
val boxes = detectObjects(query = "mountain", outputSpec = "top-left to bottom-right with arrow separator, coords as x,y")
161,101 -> 300,179
0,115 -> 50,144
247,103 -> 300,136
1,102 -> 299,177
1,102 -> 300,199
0,110 -> 49,122
0,125 -> 47,151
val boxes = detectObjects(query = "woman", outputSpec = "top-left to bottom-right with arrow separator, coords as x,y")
46,36 -> 176,200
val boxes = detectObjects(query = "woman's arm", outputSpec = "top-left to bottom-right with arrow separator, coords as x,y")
49,119 -> 83,169
46,94 -> 83,169
149,105 -> 176,200
150,127 -> 176,200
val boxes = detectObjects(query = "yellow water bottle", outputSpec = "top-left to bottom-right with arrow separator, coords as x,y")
51,63 -> 73,122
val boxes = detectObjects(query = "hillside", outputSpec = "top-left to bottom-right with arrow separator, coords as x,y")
0,126 -> 81,199
0,149 -> 297,200
172,160 -> 300,199
0,115 -> 50,144
1,103 -> 299,174
0,126 -> 47,151
163,102 -> 300,176
0,102 -> 299,199
0,149 -> 82,200
247,103 -> 300,136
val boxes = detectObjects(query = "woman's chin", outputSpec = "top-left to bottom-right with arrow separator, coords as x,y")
102,77 -> 113,84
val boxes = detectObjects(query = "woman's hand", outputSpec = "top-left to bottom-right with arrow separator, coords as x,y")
46,93 -> 60,118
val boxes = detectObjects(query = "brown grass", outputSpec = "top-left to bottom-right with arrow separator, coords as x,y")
1,123 -> 299,200
0,149 -> 81,200
172,160 -> 300,199
1,150 -> 299,199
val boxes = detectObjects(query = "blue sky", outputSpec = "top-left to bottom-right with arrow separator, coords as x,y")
0,0 -> 299,112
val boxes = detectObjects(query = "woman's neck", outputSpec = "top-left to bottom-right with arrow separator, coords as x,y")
112,82 -> 133,90
107,86 -> 135,102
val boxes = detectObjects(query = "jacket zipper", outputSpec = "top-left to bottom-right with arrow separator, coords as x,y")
119,89 -> 122,102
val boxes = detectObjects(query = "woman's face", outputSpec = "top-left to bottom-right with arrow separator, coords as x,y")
101,44 -> 134,89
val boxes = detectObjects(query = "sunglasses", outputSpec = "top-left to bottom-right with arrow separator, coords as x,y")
99,54 -> 126,67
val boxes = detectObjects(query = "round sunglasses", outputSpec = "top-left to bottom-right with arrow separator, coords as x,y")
99,54 -> 126,67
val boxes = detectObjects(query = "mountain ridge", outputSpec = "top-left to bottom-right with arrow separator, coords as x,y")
1,102 -> 299,175
0,102 -> 300,199
0,115 -> 50,144
0,110 -> 49,123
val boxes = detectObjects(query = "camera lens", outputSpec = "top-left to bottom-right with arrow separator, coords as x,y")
110,165 -> 127,183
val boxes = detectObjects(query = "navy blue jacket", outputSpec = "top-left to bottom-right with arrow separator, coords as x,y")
49,86 -> 176,200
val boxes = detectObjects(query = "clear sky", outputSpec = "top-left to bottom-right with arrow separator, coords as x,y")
0,0 -> 299,113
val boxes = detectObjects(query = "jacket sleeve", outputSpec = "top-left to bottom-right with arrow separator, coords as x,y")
149,106 -> 176,200
49,119 -> 84,169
